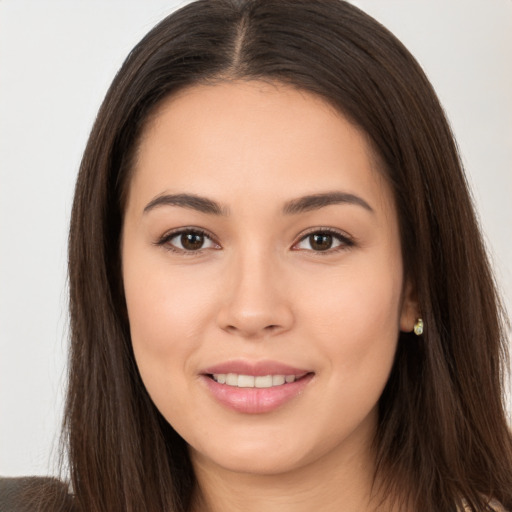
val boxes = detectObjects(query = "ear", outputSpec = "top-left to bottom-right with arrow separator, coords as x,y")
399,279 -> 420,332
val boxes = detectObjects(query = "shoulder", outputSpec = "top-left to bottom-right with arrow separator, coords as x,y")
489,501 -> 510,512
460,499 -> 510,512
0,477 -> 75,512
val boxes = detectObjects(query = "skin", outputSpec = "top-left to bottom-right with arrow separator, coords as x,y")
122,81 -> 418,512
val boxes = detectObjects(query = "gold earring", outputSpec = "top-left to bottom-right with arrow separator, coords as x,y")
413,318 -> 424,336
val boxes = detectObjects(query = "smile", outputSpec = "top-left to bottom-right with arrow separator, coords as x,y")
211,373 -> 299,388
201,362 -> 314,414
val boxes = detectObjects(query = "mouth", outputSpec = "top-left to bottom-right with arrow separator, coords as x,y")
207,372 -> 310,388
200,361 -> 315,414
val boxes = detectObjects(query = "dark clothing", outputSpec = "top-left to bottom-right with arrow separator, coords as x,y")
1,476 -> 509,511
0,477 -> 75,512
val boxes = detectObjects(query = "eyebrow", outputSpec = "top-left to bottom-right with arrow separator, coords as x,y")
143,193 -> 228,215
143,191 -> 373,216
282,192 -> 374,215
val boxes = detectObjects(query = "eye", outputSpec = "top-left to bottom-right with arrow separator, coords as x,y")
293,229 -> 354,252
157,228 -> 220,253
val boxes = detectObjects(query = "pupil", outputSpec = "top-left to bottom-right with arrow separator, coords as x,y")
181,233 -> 204,250
310,233 -> 332,251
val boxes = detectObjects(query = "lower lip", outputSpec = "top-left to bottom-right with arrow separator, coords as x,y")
201,374 -> 314,414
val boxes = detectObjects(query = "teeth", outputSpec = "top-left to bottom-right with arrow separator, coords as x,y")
212,373 -> 297,388
226,373 -> 238,386
238,374 -> 255,388
255,375 -> 272,388
272,375 -> 285,386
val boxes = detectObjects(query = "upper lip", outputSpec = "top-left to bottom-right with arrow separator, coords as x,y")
201,360 -> 312,377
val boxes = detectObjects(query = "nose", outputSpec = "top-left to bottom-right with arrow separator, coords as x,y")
216,248 -> 294,339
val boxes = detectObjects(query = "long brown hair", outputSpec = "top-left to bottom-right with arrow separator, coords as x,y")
65,1 -> 512,510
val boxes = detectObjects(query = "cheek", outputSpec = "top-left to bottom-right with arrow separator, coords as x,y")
124,248 -> 217,348
297,255 -> 403,387
301,253 -> 402,330
290,269 -> 401,453
122,247 -> 220,407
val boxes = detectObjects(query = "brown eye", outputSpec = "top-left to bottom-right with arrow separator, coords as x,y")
180,232 -> 205,250
294,230 -> 353,253
160,229 -> 219,253
309,233 -> 333,251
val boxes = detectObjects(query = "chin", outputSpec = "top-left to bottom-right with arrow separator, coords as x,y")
195,447 -> 305,476
188,427 -> 341,478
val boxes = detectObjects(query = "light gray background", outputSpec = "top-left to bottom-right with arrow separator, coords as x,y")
1,0 -> 511,477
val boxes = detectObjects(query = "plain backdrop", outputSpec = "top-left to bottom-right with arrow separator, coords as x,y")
1,0 -> 511,477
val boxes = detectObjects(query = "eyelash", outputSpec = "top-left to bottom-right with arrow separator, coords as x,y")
155,227 -> 355,256
293,227 -> 355,255
155,228 -> 219,257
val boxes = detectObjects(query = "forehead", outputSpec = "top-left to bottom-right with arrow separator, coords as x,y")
128,80 -> 393,217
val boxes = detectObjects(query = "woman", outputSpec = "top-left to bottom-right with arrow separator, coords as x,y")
2,0 -> 510,510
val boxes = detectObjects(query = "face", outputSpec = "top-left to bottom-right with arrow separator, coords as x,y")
122,81 -> 417,477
